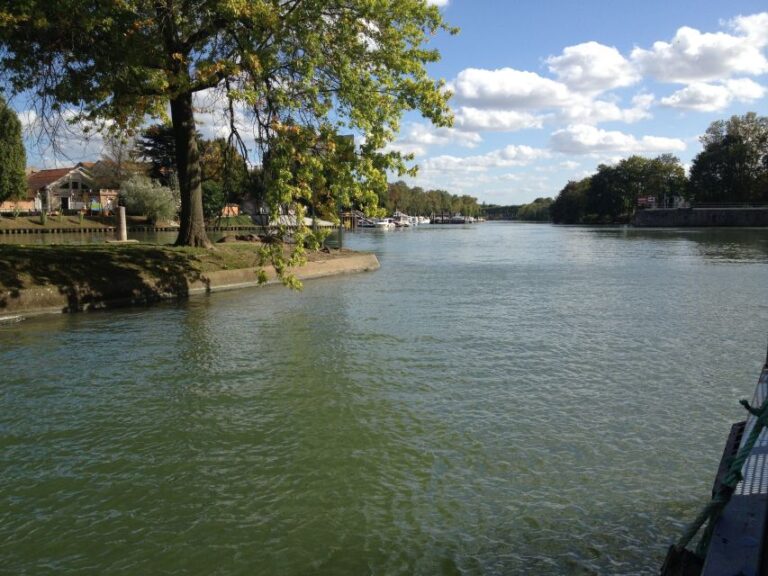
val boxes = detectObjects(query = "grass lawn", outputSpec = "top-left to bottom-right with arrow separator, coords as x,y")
0,215 -> 114,229
0,214 -> 256,230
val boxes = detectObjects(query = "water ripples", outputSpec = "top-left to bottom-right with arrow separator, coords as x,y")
2,224 -> 768,574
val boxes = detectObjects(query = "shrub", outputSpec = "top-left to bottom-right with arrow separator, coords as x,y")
120,175 -> 178,224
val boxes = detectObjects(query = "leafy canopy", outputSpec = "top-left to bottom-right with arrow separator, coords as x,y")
0,0 -> 455,255
0,95 -> 26,204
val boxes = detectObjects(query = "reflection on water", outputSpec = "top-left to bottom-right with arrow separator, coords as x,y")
590,226 -> 768,263
2,223 -> 768,575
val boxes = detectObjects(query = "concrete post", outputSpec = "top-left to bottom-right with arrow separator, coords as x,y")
116,206 -> 128,242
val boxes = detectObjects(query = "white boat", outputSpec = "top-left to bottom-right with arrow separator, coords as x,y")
391,211 -> 411,227
375,218 -> 395,229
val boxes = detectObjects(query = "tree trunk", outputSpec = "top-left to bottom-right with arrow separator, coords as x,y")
170,91 -> 211,247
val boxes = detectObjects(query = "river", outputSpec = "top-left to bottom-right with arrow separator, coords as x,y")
2,223 -> 768,575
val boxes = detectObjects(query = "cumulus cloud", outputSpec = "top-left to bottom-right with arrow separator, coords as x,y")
559,93 -> 654,125
453,107 -> 547,132
631,15 -> 768,83
450,68 -> 573,109
427,0 -> 449,6
420,145 -> 549,172
447,64 -> 655,130
546,41 -> 640,94
386,122 -> 482,156
550,124 -> 686,155
660,78 -> 766,112
729,12 -> 768,46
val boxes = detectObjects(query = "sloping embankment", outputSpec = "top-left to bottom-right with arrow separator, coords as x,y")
0,251 -> 379,321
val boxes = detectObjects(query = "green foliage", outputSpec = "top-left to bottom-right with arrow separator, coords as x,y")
689,112 -> 768,203
120,175 -> 178,224
0,95 -> 26,204
550,179 -> 590,224
135,125 -> 183,185
0,0 -> 455,264
516,198 -> 553,222
380,181 -> 480,216
482,204 -> 519,220
551,155 -> 687,224
201,180 -> 226,221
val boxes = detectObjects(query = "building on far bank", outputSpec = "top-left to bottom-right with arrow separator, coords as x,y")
0,163 -> 118,215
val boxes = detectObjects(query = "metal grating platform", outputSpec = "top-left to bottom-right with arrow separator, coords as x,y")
702,365 -> 768,576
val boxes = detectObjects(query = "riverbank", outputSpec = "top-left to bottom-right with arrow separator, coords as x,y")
0,242 -> 379,321
633,207 -> 768,227
0,214 -> 258,234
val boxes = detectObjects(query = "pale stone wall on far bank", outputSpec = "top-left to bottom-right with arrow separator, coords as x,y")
633,207 -> 768,227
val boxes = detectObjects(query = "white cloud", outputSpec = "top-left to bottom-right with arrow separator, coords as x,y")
729,12 -> 768,48
453,107 -> 547,132
559,93 -> 654,125
631,16 -> 768,83
550,124 -> 686,155
420,145 -> 549,173
450,67 -> 573,109
427,0 -> 449,5
660,78 -> 766,112
448,65 -> 656,130
386,122 -> 482,156
546,41 -> 640,94
19,107 -> 115,167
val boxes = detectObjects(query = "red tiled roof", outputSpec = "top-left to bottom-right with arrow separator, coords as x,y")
27,167 -> 76,193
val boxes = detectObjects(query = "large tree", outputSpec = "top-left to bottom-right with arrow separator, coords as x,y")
0,1 -> 454,247
0,94 -> 26,205
689,112 -> 768,204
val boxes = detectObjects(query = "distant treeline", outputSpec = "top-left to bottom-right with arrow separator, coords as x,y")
484,198 -> 553,222
551,112 -> 768,224
382,181 -> 482,216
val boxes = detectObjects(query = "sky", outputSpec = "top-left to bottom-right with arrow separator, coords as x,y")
13,0 -> 768,206
394,0 -> 768,204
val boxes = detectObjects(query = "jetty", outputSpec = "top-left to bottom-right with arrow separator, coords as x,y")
663,344 -> 768,575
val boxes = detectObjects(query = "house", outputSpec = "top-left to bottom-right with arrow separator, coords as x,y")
0,163 -> 122,215
26,164 -> 96,212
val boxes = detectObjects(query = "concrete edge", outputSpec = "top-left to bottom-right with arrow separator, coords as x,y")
0,252 -> 380,321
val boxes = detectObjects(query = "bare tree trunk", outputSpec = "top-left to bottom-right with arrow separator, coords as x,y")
171,91 -> 210,248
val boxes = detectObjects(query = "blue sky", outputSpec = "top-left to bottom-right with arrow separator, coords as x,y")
391,0 -> 768,204
15,0 -> 768,206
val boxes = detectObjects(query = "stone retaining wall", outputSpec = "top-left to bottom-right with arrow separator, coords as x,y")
633,208 -> 768,227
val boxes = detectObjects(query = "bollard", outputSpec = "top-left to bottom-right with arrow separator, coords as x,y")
116,206 -> 128,242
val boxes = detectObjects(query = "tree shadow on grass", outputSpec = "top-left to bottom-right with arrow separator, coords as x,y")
0,245 -> 210,313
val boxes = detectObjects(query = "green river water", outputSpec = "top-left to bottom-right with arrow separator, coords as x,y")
2,223 -> 768,575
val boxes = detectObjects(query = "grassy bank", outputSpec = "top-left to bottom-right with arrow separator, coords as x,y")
0,214 -> 255,230
0,242 -> 365,316
0,214 -> 114,230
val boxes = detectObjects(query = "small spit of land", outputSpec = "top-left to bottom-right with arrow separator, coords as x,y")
0,241 -> 379,319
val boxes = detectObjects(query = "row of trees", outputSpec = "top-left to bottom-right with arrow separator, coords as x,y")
382,181 -> 482,217
516,198 -> 553,221
550,113 -> 768,224
550,154 -> 686,224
